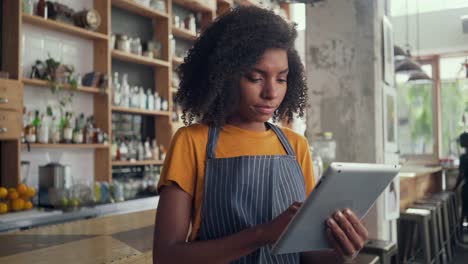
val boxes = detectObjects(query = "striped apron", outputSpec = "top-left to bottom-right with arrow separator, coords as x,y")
198,123 -> 306,263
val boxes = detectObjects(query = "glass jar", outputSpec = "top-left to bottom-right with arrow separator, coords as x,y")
311,132 -> 336,172
310,146 -> 324,181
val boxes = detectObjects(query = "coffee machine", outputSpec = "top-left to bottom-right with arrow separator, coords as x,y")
38,162 -> 72,208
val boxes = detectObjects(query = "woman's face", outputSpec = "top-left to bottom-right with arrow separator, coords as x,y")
234,48 -> 288,126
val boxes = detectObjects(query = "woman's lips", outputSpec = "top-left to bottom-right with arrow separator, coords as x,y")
254,106 -> 276,115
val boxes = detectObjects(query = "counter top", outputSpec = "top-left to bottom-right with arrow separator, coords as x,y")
0,210 -> 156,263
399,165 -> 442,178
0,196 -> 159,233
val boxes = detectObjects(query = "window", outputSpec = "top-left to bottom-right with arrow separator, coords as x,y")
440,56 -> 468,158
397,81 -> 434,155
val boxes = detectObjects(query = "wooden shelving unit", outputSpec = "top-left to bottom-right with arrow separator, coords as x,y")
112,160 -> 164,166
22,78 -> 105,94
1,0 -> 292,187
112,106 -> 171,116
172,27 -> 197,41
112,50 -> 169,67
22,144 -> 109,149
111,0 -> 169,19
171,87 -> 178,93
22,14 -> 109,41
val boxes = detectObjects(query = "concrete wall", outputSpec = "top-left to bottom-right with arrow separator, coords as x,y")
392,7 -> 468,55
305,0 -> 390,240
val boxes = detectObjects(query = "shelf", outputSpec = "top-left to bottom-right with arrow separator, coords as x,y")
112,50 -> 169,67
112,160 -> 164,166
112,106 -> 171,116
173,0 -> 215,13
22,78 -> 105,94
112,0 -> 169,19
172,27 -> 197,41
172,56 -> 184,66
22,144 -> 109,149
22,14 -> 108,41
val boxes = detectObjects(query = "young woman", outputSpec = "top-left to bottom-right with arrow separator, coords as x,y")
153,7 -> 368,263
454,132 -> 468,238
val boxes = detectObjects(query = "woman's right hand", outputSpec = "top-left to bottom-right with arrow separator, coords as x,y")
258,201 -> 303,244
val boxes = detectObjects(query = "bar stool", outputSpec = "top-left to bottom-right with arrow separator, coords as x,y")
410,203 -> 444,264
426,194 -> 454,261
361,239 -> 399,264
398,208 -> 434,264
440,191 -> 462,243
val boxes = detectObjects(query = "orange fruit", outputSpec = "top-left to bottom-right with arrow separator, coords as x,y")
8,191 -> 19,200
8,188 -> 16,194
11,199 -> 25,211
17,184 -> 28,196
25,186 -> 36,198
0,202 -> 7,214
0,187 -> 7,199
24,201 -> 33,210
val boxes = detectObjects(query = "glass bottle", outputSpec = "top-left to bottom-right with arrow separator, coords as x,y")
152,139 -> 160,161
32,110 -> 41,142
86,117 -> 94,144
113,72 -> 121,106
137,138 -> 145,161
161,98 -> 168,111
25,112 -> 36,143
50,116 -> 60,144
73,117 -> 83,144
128,137 -> 137,162
62,112 -> 73,144
146,89 -> 154,110
38,114 -> 49,144
154,92 -> 161,111
119,137 -> 129,161
139,87 -> 146,109
121,74 -> 130,108
144,137 -> 152,160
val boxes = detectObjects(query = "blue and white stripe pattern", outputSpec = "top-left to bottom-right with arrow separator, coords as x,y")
198,123 -> 306,263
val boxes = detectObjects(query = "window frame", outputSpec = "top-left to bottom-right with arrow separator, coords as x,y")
402,51 -> 468,164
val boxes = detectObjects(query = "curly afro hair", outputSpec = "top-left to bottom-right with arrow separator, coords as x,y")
175,6 -> 307,127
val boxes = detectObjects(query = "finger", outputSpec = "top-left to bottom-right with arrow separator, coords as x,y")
344,209 -> 369,242
291,201 -> 303,208
334,210 -> 364,251
326,227 -> 345,257
326,218 -> 356,256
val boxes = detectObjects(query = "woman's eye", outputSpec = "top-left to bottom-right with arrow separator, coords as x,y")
246,76 -> 262,82
277,79 -> 287,83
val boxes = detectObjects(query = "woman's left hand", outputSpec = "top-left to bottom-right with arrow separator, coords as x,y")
325,208 -> 369,260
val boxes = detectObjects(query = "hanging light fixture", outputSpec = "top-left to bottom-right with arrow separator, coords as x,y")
407,71 -> 432,83
395,59 -> 422,74
407,0 -> 432,83
394,45 -> 408,61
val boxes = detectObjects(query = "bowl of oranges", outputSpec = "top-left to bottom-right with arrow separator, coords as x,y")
0,184 -> 36,214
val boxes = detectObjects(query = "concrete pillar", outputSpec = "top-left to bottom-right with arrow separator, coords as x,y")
305,0 -> 391,240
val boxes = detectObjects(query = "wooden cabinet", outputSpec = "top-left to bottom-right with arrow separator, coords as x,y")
0,110 -> 22,140
0,79 -> 23,112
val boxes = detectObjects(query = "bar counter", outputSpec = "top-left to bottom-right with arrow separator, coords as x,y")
0,210 -> 156,263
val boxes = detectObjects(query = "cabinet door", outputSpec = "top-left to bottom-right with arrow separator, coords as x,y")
0,79 -> 23,112
0,110 -> 22,140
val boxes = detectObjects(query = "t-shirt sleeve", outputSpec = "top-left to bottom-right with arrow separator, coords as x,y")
297,136 -> 316,196
157,127 -> 197,197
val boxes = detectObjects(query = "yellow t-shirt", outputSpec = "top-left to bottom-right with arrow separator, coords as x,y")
157,123 -> 316,241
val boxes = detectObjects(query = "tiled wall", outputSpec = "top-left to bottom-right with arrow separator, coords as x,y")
20,0 -> 96,188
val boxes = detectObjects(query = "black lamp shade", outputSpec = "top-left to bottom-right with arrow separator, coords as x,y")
407,71 -> 432,84
395,59 -> 422,74
394,45 -> 408,61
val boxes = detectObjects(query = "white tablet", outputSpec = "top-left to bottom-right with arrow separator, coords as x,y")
271,162 -> 400,255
